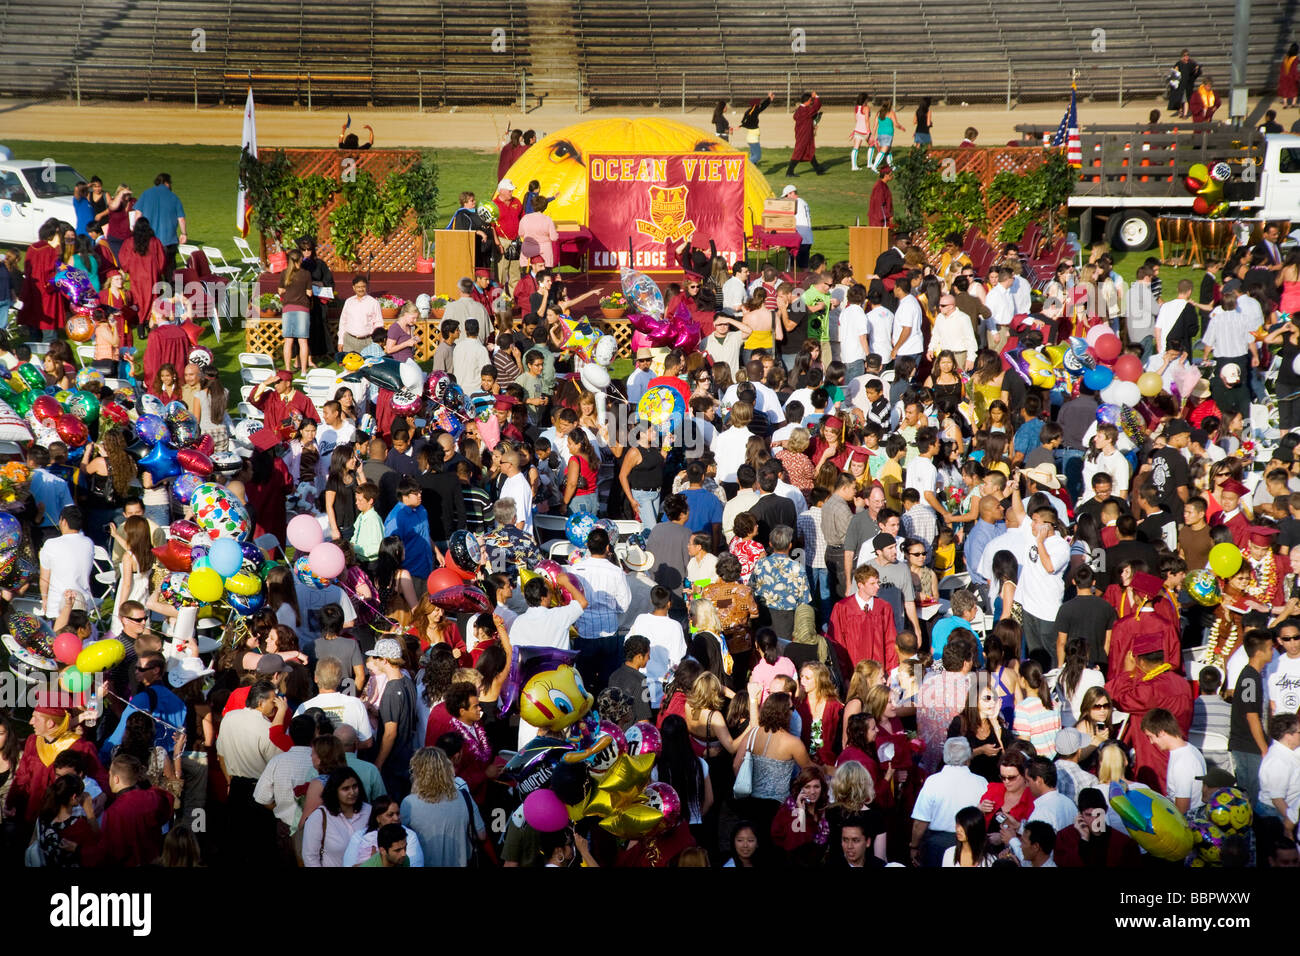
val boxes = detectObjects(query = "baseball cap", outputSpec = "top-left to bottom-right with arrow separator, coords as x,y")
1054,727 -> 1091,757
872,532 -> 896,551
781,184 -> 797,197
1164,420 -> 1191,437
367,637 -> 405,661
255,653 -> 292,675
1196,766 -> 1237,788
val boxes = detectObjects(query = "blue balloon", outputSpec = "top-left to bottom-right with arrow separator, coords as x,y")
138,441 -> 181,482
1096,403 -> 1121,426
566,511 -> 598,548
227,591 -> 266,616
136,413 -> 170,446
1082,366 -> 1114,391
240,541 -> 266,571
208,537 -> 243,578
172,472 -> 203,506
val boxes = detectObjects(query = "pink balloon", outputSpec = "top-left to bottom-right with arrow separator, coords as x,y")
307,542 -> 345,580
522,788 -> 570,832
53,632 -> 82,665
1113,353 -> 1144,383
669,317 -> 702,351
286,513 -> 324,552
627,312 -> 669,338
630,330 -> 655,352
1093,334 -> 1122,363
1085,324 -> 1110,347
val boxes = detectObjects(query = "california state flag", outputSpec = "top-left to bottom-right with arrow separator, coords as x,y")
237,88 -> 257,236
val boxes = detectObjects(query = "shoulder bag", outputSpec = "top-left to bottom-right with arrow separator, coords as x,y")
733,728 -> 757,799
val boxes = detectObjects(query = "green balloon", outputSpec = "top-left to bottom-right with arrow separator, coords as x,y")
59,665 -> 91,693
0,379 -> 16,405
67,390 -> 100,425
17,364 -> 45,390
258,560 -> 283,582
11,391 -> 34,416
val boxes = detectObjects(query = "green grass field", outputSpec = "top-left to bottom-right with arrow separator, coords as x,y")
3,138 -> 1199,393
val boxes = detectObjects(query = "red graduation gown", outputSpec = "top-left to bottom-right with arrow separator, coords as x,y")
868,180 -> 894,228
827,594 -> 898,678
791,96 -> 821,161
1107,608 -> 1182,678
5,735 -> 108,824
1106,668 -> 1194,793
1210,509 -> 1249,551
19,240 -> 65,332
117,235 -> 167,323
143,323 -> 192,392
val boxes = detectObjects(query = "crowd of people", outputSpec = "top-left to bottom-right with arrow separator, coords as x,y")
2,120 -> 1300,868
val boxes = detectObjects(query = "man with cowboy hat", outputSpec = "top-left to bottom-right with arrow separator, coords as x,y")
1020,463 -> 1070,525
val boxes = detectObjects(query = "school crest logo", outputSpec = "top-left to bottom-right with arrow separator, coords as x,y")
635,185 -> 695,243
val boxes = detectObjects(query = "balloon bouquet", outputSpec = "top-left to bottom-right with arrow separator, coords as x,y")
51,264 -> 100,333
1108,781 -> 1253,866
1006,326 -> 1168,449
501,649 -> 683,848
554,299 -> 622,426
1183,161 -> 1232,218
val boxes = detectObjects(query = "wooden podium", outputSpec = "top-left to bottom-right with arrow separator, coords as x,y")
433,229 -> 475,292
849,226 -> 890,279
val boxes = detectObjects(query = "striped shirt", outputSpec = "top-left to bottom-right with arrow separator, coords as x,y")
1202,307 -> 1257,358
461,483 -> 492,533
1013,697 -> 1062,759
796,506 -> 827,569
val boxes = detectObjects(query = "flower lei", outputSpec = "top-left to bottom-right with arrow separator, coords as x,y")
451,716 -> 492,764
1207,598 -> 1244,669
1246,551 -> 1277,605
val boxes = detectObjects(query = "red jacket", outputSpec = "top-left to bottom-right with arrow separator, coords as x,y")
1053,823 -> 1143,867
827,594 -> 898,678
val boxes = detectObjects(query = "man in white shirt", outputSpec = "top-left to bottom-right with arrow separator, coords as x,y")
253,713 -> 319,830
782,185 -> 814,267
837,284 -> 870,381
1154,279 -> 1196,354
628,585 -> 687,709
890,277 -> 924,363
722,464 -> 762,540
39,505 -> 94,623
295,657 -> 374,743
570,530 -> 632,681
865,287 -> 895,359
911,737 -> 989,867
928,294 -> 977,369
1009,266 -> 1032,315
721,262 -> 750,315
1143,707 -> 1207,813
626,348 -> 655,408
985,267 -> 1016,351
1020,757 -> 1078,832
512,573 -> 590,650
905,427 -> 953,531
1266,623 -> 1300,715
1259,712 -> 1300,838
451,318 -> 491,391
498,451 -> 534,536
711,409 -> 757,486
1016,504 -> 1070,667
722,368 -> 782,423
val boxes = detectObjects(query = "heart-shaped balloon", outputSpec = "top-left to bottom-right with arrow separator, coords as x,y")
169,519 -> 201,543
196,434 -> 215,456
177,448 -> 214,478
55,413 -> 88,448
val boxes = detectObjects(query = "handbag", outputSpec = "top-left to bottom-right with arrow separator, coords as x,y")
733,728 -> 756,799
460,787 -> 487,868
504,238 -> 522,261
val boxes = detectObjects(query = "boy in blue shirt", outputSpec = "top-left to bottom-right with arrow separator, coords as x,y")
382,476 -> 434,579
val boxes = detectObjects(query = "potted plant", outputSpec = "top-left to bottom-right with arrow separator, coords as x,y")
258,292 -> 282,317
379,295 -> 405,320
600,291 -> 629,319
431,296 -> 448,320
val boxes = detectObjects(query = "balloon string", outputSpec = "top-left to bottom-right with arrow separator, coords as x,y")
100,688 -> 187,735
337,580 -> 401,632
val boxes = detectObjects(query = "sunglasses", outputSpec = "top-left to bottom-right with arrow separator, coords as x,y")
125,616 -> 148,624
999,773 -> 1020,782
1281,635 -> 1300,642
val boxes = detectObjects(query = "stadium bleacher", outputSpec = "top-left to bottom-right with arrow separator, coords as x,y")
0,0 -> 1290,108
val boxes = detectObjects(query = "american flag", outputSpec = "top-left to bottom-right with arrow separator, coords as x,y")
1052,85 -> 1082,167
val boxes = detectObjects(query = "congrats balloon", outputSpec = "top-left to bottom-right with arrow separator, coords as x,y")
191,482 -> 253,542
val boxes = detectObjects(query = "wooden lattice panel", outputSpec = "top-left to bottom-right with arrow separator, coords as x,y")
244,317 -> 637,364
260,149 -> 424,274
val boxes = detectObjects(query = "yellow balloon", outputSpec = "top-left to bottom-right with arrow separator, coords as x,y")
1044,344 -> 1068,369
598,802 -> 664,839
75,638 -> 125,674
1137,372 -> 1164,398
1208,543 -> 1243,579
503,118 -> 774,238
188,567 -> 224,603
224,572 -> 262,596
1187,162 -> 1210,184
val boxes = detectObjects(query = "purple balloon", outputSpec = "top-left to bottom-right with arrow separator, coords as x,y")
668,317 -> 702,352
1004,349 -> 1031,385
135,413 -> 169,446
171,472 -> 203,505
1096,403 -> 1121,426
627,311 -> 670,340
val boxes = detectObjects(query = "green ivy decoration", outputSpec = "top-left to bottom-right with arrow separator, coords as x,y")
987,152 -> 1075,243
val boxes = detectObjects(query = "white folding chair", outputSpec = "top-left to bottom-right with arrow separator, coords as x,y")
238,352 -> 277,374
237,401 -> 263,420
177,243 -> 199,265
547,539 -> 575,560
202,245 -> 242,280
938,572 -> 972,597
533,513 -> 568,542
613,519 -> 644,539
233,236 -> 264,277
254,533 -> 282,558
304,368 -> 341,408
74,344 -> 96,367
240,384 -> 258,402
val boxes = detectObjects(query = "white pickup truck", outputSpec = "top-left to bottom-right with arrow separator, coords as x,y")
0,160 -> 86,247
1015,124 -> 1300,251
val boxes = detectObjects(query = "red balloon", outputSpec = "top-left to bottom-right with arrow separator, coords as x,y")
1093,334 -> 1122,363
153,539 -> 193,572
1113,353 -> 1144,383
169,519 -> 201,543
100,401 -> 130,425
55,413 -> 88,448
177,448 -> 214,477
430,585 -> 492,615
53,632 -> 81,665
196,434 -> 215,456
426,567 -> 463,596
1184,174 -> 1207,192
31,395 -> 62,425
1192,196 -> 1211,215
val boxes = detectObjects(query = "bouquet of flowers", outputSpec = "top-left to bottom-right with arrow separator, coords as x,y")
941,484 -> 968,516
600,291 -> 629,311
0,461 -> 31,507
379,295 -> 407,311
